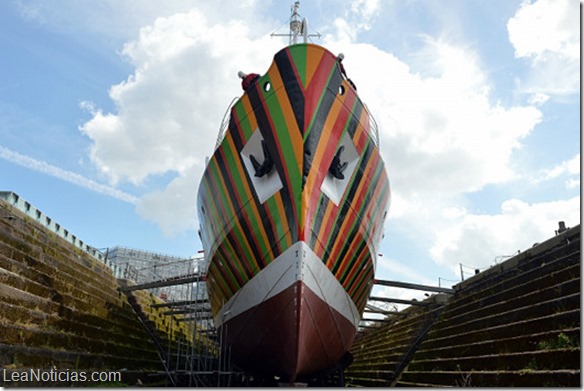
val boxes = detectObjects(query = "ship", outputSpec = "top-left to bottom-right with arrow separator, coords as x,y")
197,2 -> 391,382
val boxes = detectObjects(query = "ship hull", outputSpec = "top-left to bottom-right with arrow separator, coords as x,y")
216,241 -> 358,378
197,43 -> 390,380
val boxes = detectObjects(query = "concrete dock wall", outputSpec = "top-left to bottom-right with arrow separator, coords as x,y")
0,198 -> 167,386
347,225 -> 580,387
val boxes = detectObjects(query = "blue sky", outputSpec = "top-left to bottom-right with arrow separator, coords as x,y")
0,0 -> 580,304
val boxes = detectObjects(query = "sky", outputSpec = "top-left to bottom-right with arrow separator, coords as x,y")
0,0 -> 580,307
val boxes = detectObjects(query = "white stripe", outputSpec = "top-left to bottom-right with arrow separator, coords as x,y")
215,241 -> 360,329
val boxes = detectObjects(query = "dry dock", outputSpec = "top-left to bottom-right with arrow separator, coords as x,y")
0,192 -> 580,386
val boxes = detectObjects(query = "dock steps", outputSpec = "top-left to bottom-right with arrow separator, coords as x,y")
346,225 -> 580,387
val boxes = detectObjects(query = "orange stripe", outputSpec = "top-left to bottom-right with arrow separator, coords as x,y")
305,45 -> 326,88
346,253 -> 372,296
270,64 -> 304,168
363,172 -> 389,241
224,134 -> 267,271
213,141 -> 256,284
336,230 -> 366,280
315,200 -> 337,259
240,94 -> 258,135
304,94 -> 348,202
352,112 -> 369,153
274,192 -> 292,248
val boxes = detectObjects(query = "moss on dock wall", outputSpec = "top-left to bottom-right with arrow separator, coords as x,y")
346,225 -> 580,387
0,199 -> 168,386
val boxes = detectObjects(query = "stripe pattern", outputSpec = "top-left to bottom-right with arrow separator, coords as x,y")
197,43 -> 391,322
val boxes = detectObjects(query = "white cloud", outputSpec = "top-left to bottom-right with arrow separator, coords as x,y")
0,145 -> 137,204
79,8 -> 283,186
334,37 -> 551,282
430,196 -> 580,273
332,38 -> 542,204
565,178 -> 580,190
78,5 -> 285,232
135,165 -> 198,236
508,0 -> 578,62
507,0 -> 579,96
322,0 -> 381,43
533,153 -> 580,185
350,0 -> 380,30
541,153 -> 580,178
527,92 -> 550,106
377,256 -> 437,286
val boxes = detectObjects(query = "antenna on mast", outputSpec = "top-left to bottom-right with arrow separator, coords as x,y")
271,1 -> 321,44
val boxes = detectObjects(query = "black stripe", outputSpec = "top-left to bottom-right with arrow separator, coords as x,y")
224,230 -> 255,279
335,157 -> 383,277
216,239 -> 246,288
325,141 -> 373,256
215,150 -> 264,265
208,261 -> 233,299
352,261 -> 374,309
338,240 -> 368,284
247,82 -> 299,243
228,97 -> 283,261
203,165 -> 228,239
346,99 -> 364,138
309,195 -> 329,249
228,111 -> 245,150
275,49 -> 305,135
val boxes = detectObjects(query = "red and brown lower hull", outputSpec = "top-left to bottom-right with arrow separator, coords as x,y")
219,280 -> 356,380
212,241 -> 362,381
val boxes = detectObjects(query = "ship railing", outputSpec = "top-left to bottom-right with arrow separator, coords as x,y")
364,103 -> 380,148
215,97 -> 239,150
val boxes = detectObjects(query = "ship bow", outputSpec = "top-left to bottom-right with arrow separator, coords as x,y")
216,241 -> 359,380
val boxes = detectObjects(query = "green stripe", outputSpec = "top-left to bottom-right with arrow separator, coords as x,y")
222,140 -> 268,271
265,196 -> 285,252
208,158 -> 255,281
263,90 -> 303,219
203,164 -> 224,240
347,257 -> 372,298
234,99 -> 254,141
338,156 -> 380,284
364,173 -> 389,241
288,44 -> 307,89
322,137 -> 370,259
211,254 -> 233,296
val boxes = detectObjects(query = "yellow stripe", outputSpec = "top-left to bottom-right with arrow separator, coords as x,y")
304,95 -> 346,203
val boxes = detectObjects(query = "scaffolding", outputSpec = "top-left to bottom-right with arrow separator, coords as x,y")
113,247 -> 461,384
113,247 -> 238,386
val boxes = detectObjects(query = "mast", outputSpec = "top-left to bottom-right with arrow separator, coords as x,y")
289,1 -> 303,44
271,1 -> 320,45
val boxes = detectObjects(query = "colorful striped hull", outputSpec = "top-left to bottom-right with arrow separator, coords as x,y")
197,43 -> 390,381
